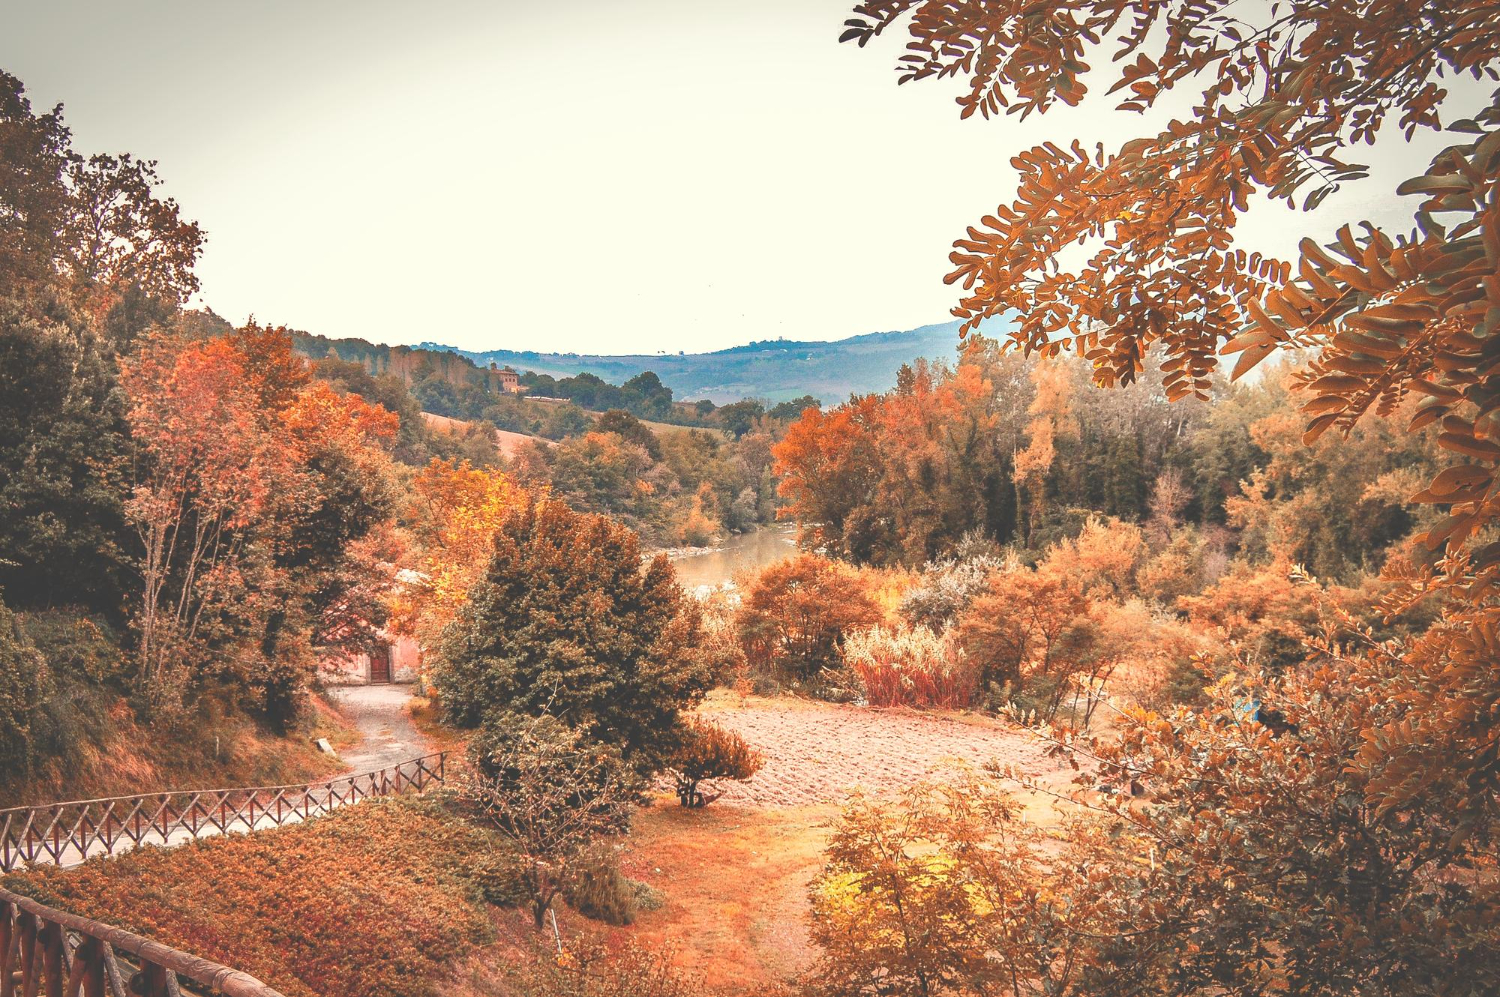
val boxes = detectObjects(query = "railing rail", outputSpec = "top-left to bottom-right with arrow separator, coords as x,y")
0,752 -> 446,874
0,884 -> 287,996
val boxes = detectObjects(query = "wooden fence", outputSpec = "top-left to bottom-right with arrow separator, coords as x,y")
0,884 -> 287,996
0,752 -> 446,874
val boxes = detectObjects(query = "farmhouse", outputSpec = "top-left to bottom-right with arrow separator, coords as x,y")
489,362 -> 522,393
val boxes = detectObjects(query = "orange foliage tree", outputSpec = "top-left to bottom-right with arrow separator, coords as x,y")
120,324 -> 397,722
398,457 -> 526,645
737,553 -> 883,685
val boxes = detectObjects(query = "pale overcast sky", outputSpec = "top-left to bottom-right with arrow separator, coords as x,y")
3,1 -> 1477,354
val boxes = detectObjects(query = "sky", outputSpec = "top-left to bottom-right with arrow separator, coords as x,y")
3,1 -> 1478,355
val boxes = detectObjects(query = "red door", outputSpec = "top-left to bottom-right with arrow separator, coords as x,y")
369,644 -> 392,684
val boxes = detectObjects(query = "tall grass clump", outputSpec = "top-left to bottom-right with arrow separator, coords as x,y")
841,626 -> 976,708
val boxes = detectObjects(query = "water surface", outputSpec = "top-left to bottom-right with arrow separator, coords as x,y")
667,523 -> 799,591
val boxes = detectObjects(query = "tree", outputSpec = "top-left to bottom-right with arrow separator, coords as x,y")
1013,359 -> 1075,545
716,399 -> 765,439
435,498 -> 710,772
594,408 -> 662,459
119,325 -> 398,724
957,563 -> 1099,716
666,717 -> 763,807
766,395 -> 821,422
120,332 -> 288,711
0,595 -> 56,775
736,553 -> 882,683
0,72 -> 201,311
399,457 -> 526,643
0,302 -> 132,614
464,712 -> 634,929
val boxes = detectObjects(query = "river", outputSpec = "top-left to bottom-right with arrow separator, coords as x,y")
666,523 -> 799,593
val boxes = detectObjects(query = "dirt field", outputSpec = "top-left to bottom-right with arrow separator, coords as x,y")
418,411 -> 555,458
698,692 -> 1067,808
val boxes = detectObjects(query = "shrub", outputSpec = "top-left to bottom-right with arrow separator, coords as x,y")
956,566 -> 1097,700
736,553 -> 881,684
562,841 -> 640,925
898,544 -> 1007,632
479,939 -> 700,997
667,717 -> 764,807
697,591 -> 748,687
841,626 -> 978,709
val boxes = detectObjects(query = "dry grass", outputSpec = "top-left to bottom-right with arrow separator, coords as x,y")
1,695 -> 351,809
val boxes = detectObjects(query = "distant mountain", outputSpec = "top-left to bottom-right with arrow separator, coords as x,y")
416,319 -> 1003,404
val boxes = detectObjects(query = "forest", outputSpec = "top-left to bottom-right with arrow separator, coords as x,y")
3,0 -> 1500,994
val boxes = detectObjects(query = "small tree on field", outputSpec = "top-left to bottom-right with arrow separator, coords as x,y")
667,717 -> 763,807
464,712 -> 635,930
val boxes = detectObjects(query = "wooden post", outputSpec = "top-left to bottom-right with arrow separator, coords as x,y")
1,903 -> 14,997
39,922 -> 62,997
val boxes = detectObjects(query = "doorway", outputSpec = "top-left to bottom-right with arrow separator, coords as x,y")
369,644 -> 392,684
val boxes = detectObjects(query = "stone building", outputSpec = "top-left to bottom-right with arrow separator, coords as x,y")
489,362 -> 522,393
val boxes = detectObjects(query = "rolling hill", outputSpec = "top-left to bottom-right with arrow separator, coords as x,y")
416,319 -> 1004,404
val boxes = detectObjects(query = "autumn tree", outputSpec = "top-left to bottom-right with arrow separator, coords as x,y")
399,457 -> 526,644
120,325 -> 397,724
435,498 -> 710,772
957,564 -> 1098,715
736,553 -> 882,684
1013,359 -> 1075,545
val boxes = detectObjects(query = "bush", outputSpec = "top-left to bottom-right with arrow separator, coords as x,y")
898,541 -> 1006,632
667,717 -> 764,807
479,939 -> 700,997
841,626 -> 978,709
562,841 -> 641,925
736,554 -> 881,684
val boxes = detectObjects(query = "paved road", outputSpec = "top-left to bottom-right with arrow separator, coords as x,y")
326,683 -> 432,773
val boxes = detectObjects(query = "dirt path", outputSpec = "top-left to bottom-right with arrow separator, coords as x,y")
326,684 -> 434,773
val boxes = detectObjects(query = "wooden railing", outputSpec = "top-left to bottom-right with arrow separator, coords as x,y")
0,884 -> 287,996
0,752 -> 446,874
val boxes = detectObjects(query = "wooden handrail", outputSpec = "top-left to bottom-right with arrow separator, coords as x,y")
1,752 -> 446,873
1,885 -> 287,996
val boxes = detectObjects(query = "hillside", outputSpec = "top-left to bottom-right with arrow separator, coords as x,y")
417,319 -> 1004,403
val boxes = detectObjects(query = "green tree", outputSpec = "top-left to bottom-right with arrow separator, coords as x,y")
464,712 -> 635,929
436,499 -> 710,772
0,302 -> 131,614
